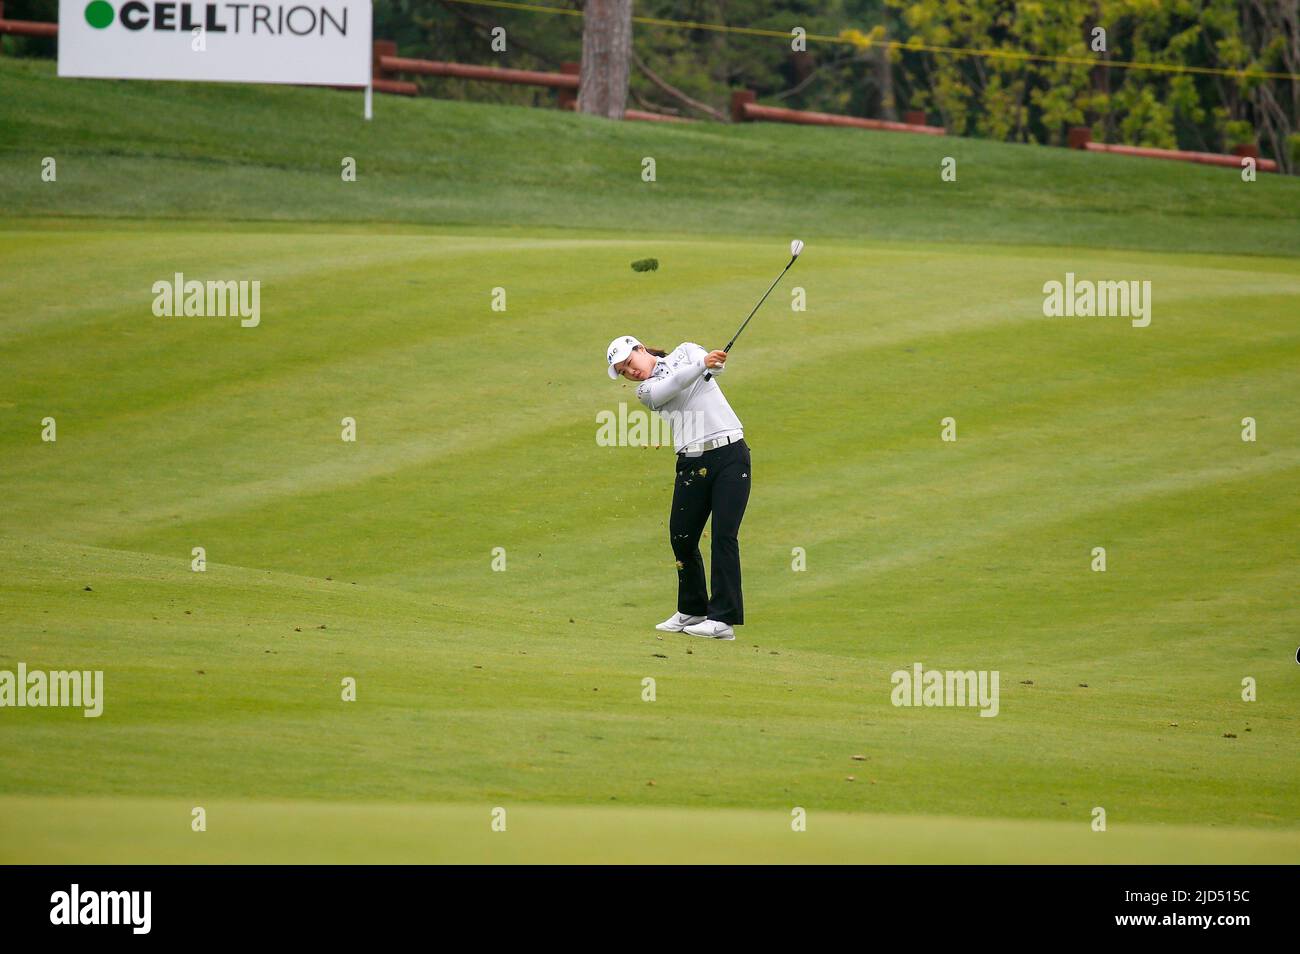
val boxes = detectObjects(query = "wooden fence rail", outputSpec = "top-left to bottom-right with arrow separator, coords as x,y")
1067,126 -> 1277,173
0,0 -> 58,42
731,90 -> 945,136
380,55 -> 577,90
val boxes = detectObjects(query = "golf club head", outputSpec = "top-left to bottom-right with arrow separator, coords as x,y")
790,239 -> 805,259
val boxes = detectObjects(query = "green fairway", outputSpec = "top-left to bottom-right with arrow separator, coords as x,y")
1,60 -> 1298,864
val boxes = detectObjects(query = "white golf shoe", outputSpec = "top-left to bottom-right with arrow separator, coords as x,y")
656,612 -> 706,633
683,619 -> 735,640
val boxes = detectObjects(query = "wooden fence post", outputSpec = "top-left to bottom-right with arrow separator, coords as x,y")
373,40 -> 396,83
558,62 -> 579,110
1067,126 -> 1092,149
731,90 -> 756,123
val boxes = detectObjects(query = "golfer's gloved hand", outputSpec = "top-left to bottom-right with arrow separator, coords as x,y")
704,350 -> 728,372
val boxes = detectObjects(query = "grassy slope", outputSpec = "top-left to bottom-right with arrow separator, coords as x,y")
2,57 -> 1300,255
0,59 -> 1297,862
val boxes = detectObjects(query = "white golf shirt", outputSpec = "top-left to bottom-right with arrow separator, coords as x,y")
635,342 -> 744,454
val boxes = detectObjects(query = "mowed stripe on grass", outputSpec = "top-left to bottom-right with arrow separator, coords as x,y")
3,796 -> 1297,864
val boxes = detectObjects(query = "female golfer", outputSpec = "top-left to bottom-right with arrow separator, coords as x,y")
605,335 -> 750,640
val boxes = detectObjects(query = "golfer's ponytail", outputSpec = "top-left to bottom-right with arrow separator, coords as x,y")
644,346 -> 668,357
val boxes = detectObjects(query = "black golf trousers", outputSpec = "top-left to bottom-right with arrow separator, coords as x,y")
670,438 -> 751,625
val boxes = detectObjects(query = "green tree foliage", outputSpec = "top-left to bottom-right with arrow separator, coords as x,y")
888,0 -> 1298,170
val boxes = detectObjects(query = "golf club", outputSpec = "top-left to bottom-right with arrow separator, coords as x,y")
703,239 -> 804,381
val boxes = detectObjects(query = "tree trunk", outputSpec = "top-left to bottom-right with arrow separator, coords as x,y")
578,0 -> 633,119
877,26 -> 896,120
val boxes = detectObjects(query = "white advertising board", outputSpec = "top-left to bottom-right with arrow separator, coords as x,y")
58,0 -> 372,86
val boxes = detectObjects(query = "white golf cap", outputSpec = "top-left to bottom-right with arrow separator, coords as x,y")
606,335 -> 641,379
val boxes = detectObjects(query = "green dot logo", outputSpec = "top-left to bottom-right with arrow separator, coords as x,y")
84,1 -> 114,29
